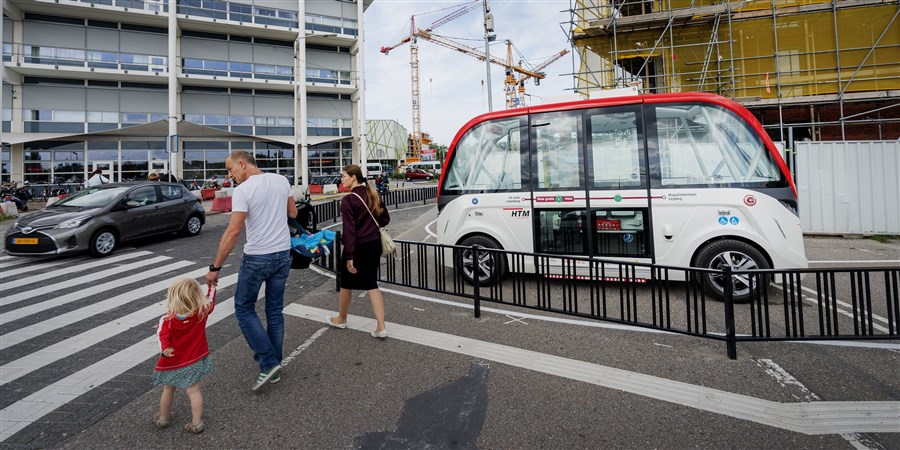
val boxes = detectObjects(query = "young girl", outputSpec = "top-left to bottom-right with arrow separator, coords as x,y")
153,278 -> 215,434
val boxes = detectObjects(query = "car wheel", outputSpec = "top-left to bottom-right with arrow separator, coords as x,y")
181,214 -> 203,236
456,235 -> 506,286
694,239 -> 770,303
405,176 -> 412,182
89,228 -> 118,257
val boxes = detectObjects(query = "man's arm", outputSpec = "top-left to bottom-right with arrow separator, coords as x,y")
287,196 -> 298,219
205,211 -> 247,287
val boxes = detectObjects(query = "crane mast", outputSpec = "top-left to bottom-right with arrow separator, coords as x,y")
381,0 -> 570,159
380,2 -> 480,161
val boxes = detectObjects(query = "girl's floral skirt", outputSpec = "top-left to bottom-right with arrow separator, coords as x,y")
153,357 -> 213,388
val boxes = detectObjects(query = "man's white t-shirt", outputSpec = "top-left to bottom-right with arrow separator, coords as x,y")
85,174 -> 109,188
232,173 -> 292,255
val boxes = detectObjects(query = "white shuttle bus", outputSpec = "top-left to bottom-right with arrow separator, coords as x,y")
436,93 -> 807,301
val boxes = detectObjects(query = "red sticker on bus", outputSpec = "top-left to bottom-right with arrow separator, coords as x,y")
743,195 -> 757,206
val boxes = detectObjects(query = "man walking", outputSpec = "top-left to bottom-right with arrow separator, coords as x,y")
206,151 -> 297,391
84,168 -> 109,187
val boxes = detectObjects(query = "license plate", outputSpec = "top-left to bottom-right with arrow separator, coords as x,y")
13,238 -> 39,245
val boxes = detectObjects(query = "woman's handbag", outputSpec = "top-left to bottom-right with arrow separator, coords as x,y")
351,192 -> 397,257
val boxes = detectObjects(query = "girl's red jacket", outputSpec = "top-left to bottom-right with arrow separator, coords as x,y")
154,297 -> 215,371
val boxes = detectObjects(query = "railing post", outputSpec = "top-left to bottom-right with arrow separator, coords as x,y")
723,266 -> 737,359
472,245 -> 481,319
334,231 -> 342,292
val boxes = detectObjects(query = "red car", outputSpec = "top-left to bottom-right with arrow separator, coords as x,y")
405,168 -> 434,182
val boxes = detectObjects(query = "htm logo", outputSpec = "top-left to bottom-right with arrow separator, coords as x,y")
511,210 -> 530,218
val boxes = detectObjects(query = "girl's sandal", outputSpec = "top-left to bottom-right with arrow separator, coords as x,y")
184,421 -> 205,434
152,414 -> 170,429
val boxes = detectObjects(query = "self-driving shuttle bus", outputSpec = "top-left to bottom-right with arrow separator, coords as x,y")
435,92 -> 808,301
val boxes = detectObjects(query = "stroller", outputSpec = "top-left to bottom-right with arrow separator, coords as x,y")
288,200 -> 335,269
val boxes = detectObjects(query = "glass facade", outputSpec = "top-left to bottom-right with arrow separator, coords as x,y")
1,2 -> 362,186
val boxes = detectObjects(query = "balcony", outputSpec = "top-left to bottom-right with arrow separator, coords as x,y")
3,45 -> 168,83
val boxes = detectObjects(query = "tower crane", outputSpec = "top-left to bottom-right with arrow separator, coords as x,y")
380,1 -> 481,160
381,1 -> 567,158
505,45 -> 570,109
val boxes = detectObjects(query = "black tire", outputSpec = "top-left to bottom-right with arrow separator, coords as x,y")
694,239 -> 770,303
456,235 -> 506,287
405,176 -> 412,182
89,228 -> 118,257
181,214 -> 203,236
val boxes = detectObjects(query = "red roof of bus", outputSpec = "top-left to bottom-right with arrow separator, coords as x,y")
438,92 -> 797,198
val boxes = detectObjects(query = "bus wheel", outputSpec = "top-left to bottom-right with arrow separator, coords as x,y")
457,235 -> 506,287
694,239 -> 769,303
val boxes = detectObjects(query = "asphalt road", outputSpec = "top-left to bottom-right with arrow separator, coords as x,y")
1,199 -> 898,449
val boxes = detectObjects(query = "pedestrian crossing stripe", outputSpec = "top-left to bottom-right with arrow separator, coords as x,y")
1,251 -> 152,290
0,272 -> 239,386
0,259 -> 196,327
0,257 -> 87,279
1,255 -> 170,306
0,262 -> 200,349
0,290 -> 259,442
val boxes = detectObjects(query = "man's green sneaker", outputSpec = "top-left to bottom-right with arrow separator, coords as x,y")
252,365 -> 282,391
269,372 -> 282,384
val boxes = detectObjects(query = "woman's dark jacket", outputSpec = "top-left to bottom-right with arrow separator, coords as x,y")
341,185 -> 390,260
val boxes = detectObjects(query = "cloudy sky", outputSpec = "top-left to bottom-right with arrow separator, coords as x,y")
362,0 -> 577,146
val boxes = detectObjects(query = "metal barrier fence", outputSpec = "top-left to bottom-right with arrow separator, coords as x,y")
311,186 -> 438,225
314,237 -> 899,359
307,186 -> 898,359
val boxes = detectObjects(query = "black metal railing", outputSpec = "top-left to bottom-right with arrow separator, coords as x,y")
312,237 -> 899,359
311,186 -> 438,224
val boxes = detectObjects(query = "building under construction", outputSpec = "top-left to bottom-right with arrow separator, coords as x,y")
569,0 -> 899,145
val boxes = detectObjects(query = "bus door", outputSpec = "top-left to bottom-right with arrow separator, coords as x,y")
529,110 -> 592,275
583,105 -> 653,279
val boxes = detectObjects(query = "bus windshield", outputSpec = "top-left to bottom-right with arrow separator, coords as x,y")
443,117 -> 524,192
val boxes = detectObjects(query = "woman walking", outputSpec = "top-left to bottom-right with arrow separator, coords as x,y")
326,164 -> 390,338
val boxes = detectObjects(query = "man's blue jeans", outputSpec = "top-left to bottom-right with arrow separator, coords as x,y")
234,250 -> 292,372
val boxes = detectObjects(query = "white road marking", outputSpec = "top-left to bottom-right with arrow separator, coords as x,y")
0,274 -> 238,386
425,219 -> 437,239
0,258 -> 83,279
285,304 -> 900,436
0,260 -> 195,327
771,283 -> 891,332
281,327 -> 328,368
0,290 -> 253,443
653,343 -> 673,348
1,255 -> 170,306
308,265 -> 900,351
0,266 -> 206,349
756,358 -> 883,450
504,315 -> 528,325
1,251 -> 151,290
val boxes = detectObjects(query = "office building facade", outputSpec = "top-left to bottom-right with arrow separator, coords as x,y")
2,0 -> 372,187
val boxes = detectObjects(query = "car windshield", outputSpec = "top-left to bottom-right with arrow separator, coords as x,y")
51,186 -> 130,208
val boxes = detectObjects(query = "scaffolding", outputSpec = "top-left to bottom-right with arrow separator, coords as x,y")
570,0 -> 900,143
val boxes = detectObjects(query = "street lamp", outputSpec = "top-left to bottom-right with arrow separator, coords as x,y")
482,0 -> 496,112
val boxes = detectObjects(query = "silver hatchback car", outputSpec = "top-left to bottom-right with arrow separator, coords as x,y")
4,182 -> 205,257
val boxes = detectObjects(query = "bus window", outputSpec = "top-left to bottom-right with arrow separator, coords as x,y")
593,209 -> 650,257
443,117 -> 525,192
588,110 -> 643,189
533,112 -> 583,190
536,209 -> 588,255
654,104 -> 783,188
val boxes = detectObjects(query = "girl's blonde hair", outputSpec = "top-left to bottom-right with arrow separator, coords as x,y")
165,278 -> 211,319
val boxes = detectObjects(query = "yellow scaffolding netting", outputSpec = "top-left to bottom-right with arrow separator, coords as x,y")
572,0 -> 900,99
